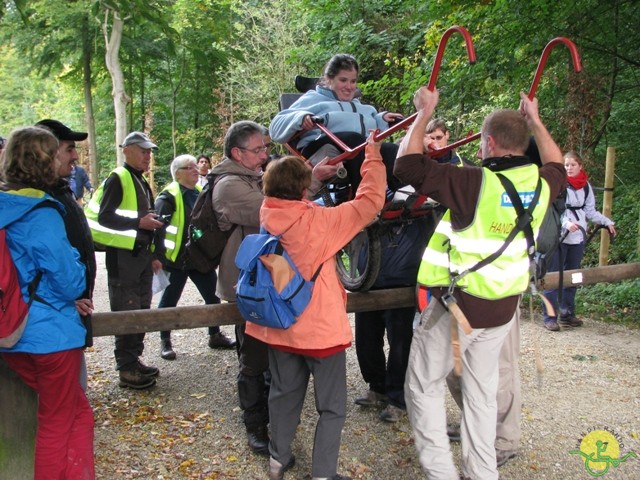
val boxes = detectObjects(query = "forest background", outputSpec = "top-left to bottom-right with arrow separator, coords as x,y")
0,0 -> 639,320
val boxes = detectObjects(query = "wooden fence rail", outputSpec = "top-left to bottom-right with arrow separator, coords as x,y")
92,263 -> 640,336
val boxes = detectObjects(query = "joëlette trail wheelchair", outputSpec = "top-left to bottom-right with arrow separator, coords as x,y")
276,26 -> 477,292
275,27 -> 582,295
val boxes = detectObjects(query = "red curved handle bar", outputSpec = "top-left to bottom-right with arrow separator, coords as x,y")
527,37 -> 583,100
427,25 -> 477,91
430,36 -> 583,157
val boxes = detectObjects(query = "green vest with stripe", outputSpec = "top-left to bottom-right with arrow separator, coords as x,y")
159,182 -> 201,263
418,164 -> 551,299
85,167 -> 140,250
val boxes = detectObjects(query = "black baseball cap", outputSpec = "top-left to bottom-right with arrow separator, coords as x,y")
35,119 -> 88,142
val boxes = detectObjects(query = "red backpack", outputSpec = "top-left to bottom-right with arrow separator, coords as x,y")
0,211 -> 45,348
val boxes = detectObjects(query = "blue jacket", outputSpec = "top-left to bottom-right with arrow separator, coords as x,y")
269,85 -> 389,151
0,189 -> 86,354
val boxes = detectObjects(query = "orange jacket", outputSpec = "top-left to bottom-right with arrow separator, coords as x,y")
245,145 -> 386,351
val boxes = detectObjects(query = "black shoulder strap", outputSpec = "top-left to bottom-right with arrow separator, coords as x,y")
497,174 -> 542,262
448,175 -> 542,287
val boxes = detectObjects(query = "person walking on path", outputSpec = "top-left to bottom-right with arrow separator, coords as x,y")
152,154 -> 235,361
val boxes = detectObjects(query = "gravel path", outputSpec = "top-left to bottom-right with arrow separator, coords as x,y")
87,253 -> 640,479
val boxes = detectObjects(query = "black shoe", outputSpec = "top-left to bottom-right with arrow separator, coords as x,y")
208,332 -> 237,349
447,423 -> 461,442
544,320 -> 560,332
137,361 -> 159,377
496,448 -> 518,467
268,455 -> 295,480
161,339 -> 176,360
558,315 -> 583,327
119,369 -> 156,389
247,426 -> 269,456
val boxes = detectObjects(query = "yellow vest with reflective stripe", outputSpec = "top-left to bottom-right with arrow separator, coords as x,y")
85,167 -> 140,250
417,164 -> 551,299
159,182 -> 202,263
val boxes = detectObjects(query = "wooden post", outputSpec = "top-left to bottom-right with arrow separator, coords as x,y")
599,147 -> 616,266
0,359 -> 37,475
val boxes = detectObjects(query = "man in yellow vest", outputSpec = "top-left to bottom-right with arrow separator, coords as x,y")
394,88 -> 566,480
86,131 -> 164,389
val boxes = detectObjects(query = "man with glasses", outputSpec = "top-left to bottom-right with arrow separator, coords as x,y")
211,121 -> 273,455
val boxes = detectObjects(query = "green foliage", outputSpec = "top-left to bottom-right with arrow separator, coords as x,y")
577,279 -> 640,326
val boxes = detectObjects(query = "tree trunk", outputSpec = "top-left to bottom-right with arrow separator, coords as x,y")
103,9 -> 129,167
82,15 -> 98,185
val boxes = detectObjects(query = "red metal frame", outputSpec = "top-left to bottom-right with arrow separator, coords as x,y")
428,36 -> 584,156
317,25 -> 477,166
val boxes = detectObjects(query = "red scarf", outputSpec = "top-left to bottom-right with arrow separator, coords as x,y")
567,169 -> 588,190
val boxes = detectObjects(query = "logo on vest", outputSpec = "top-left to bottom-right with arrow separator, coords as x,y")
501,190 -> 536,207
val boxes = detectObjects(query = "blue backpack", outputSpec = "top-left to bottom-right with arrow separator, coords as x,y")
235,231 -> 322,329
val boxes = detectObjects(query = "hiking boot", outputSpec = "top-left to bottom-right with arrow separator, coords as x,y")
558,315 -> 583,327
160,339 -> 176,360
268,455 -> 295,480
354,389 -> 387,407
119,369 -> 156,389
208,332 -> 237,349
379,404 -> 406,423
447,423 -> 461,442
496,448 -> 518,467
247,426 -> 269,456
544,320 -> 560,331
137,360 -> 159,377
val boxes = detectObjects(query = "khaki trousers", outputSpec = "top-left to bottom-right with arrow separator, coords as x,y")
405,299 -> 514,480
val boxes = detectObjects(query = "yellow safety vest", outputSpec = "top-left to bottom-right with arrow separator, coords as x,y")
418,164 -> 551,299
159,182 -> 201,263
85,167 -> 140,250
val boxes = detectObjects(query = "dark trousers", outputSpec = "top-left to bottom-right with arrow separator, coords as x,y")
355,306 -> 415,408
157,265 -> 221,339
302,132 -> 402,193
543,242 -> 585,320
106,248 -> 153,371
236,322 -> 270,430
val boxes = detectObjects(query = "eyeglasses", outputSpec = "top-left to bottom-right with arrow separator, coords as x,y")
237,143 -> 272,155
178,165 -> 198,171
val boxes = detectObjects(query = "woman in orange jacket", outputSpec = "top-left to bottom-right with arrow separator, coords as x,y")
245,132 -> 386,480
